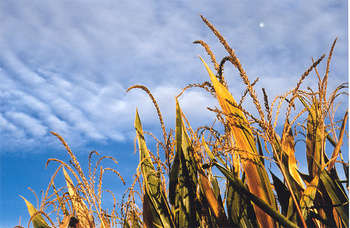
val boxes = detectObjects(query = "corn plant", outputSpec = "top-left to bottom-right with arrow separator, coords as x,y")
21,15 -> 348,228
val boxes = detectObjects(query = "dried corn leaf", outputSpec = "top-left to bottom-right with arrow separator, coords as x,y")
300,175 -> 319,220
328,111 -> 348,171
208,171 -> 221,204
62,167 -> 94,228
199,172 -> 228,227
281,121 -> 305,190
20,195 -> 50,228
58,215 -> 70,228
299,97 -> 325,178
200,57 -> 277,227
271,136 -> 303,225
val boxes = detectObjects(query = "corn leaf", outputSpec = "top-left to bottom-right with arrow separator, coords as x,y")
134,109 -> 174,228
299,97 -> 325,178
62,167 -> 94,228
169,144 -> 180,205
256,136 -> 265,166
326,133 -> 349,182
300,174 -> 320,220
58,215 -> 71,228
311,179 -> 339,227
270,172 -> 290,217
320,169 -> 349,226
328,111 -> 348,171
226,173 -> 257,227
142,191 -> 162,228
200,56 -> 277,227
286,197 -> 298,224
169,101 -> 199,227
208,171 -> 221,204
199,172 -> 228,226
282,121 -> 306,190
270,135 -> 304,224
203,139 -> 251,227
20,195 -> 50,228
212,161 -> 299,228
201,139 -> 231,227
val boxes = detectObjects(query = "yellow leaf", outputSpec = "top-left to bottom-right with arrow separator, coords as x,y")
62,167 -> 94,227
198,171 -> 228,226
20,195 -> 50,228
300,175 -> 320,218
282,121 -> 306,190
200,57 -> 277,228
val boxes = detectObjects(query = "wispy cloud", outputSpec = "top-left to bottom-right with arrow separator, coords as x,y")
0,0 -> 347,152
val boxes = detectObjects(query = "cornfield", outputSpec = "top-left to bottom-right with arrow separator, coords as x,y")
19,15 -> 348,228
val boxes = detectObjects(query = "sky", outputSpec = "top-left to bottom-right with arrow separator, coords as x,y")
0,1 -> 348,227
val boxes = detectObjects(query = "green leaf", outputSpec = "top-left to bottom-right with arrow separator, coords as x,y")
270,172 -> 290,217
226,172 -> 257,228
169,100 -> 199,227
134,109 -> 174,228
320,169 -> 349,226
256,136 -> 265,166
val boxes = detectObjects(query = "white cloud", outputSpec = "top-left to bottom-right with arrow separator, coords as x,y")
0,113 -> 19,133
0,1 -> 347,152
5,111 -> 47,137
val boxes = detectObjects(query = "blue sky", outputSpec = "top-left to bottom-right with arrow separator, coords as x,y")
0,1 -> 348,227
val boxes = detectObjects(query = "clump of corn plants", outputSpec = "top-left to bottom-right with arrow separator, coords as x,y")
21,15 -> 348,228
125,15 -> 348,228
20,132 -> 126,228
